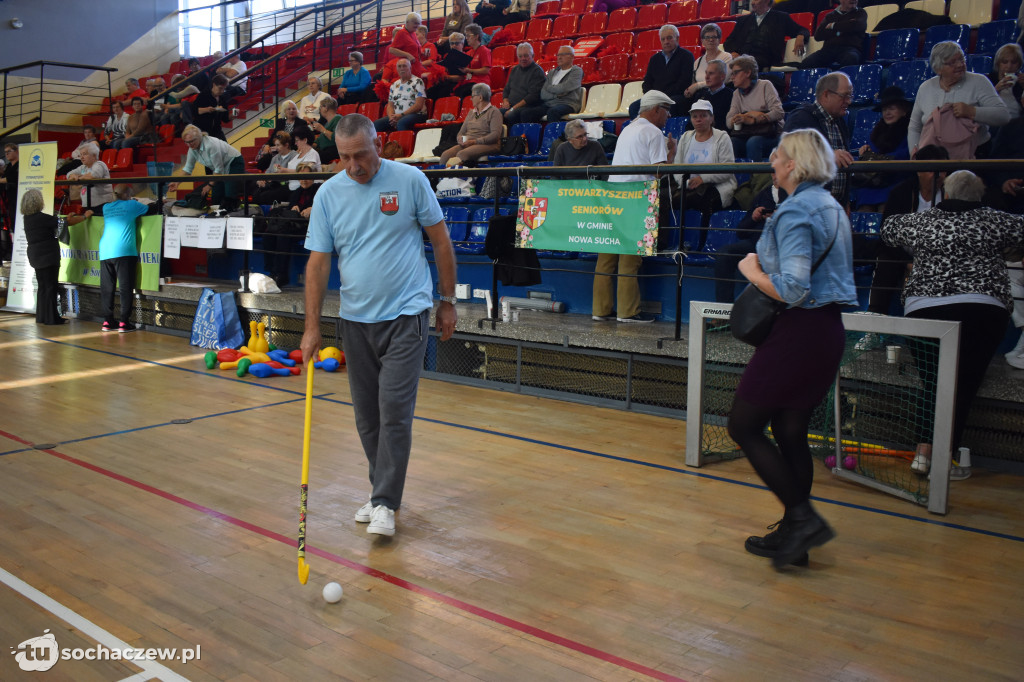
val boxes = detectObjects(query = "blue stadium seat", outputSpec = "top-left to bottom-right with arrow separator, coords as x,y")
685,210 -> 744,265
455,207 -> 494,254
491,122 -> 543,161
975,20 -> 1018,55
850,211 -> 882,273
873,28 -> 920,64
998,0 -> 1022,20
885,59 -> 931,95
851,109 -> 882,151
967,54 -> 993,75
437,206 -> 471,253
840,64 -> 883,105
786,68 -> 829,110
537,121 -> 566,158
922,24 -> 970,57
733,158 -> 753,187
665,116 -> 690,139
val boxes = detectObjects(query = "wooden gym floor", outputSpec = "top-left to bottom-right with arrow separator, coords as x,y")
1,312 -> 1022,682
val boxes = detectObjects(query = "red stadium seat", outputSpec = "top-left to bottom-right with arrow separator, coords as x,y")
816,9 -> 832,29
428,96 -> 461,124
356,29 -> 376,49
551,14 -> 578,39
386,131 -> 415,157
492,45 -> 518,67
576,12 -> 607,36
635,3 -> 668,31
577,56 -> 598,82
790,12 -> 814,35
636,30 -> 661,52
560,0 -> 588,14
490,65 -> 508,91
607,7 -> 637,32
357,101 -> 380,120
600,31 -> 635,55
699,0 -> 731,21
629,51 -> 656,80
339,104 -> 358,116
111,148 -> 134,172
678,25 -> 701,46
668,0 -> 699,25
544,38 -> 573,58
526,18 -> 552,41
100,149 -> 116,168
458,96 -> 474,120
380,25 -> 397,44
504,21 -> 529,43
718,21 -> 736,40
593,53 -> 630,83
535,0 -> 561,17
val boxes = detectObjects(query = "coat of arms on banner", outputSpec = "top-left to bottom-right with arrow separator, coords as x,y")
379,191 -> 399,215
522,197 -> 547,231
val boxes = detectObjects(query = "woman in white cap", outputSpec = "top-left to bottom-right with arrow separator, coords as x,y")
673,98 -> 736,227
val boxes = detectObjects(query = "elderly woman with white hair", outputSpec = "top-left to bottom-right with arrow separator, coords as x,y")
882,171 -> 1024,478
299,74 -> 329,124
727,128 -> 857,570
439,83 -> 503,166
19,189 -> 64,325
389,12 -> 425,77
908,41 -> 1009,158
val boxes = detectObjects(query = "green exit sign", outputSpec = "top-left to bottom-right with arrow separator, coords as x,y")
331,68 -> 343,79
259,118 -> 275,128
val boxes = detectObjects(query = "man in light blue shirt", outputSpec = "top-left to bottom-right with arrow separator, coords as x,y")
302,114 -> 457,537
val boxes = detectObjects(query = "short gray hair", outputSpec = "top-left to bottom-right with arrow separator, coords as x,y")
405,11 -> 422,25
659,24 -> 679,39
20,188 -> 44,216
815,71 -> 851,100
706,59 -> 727,76
701,23 -> 722,40
557,45 -> 575,57
448,32 -> 465,45
335,113 -> 377,143
929,40 -> 965,74
348,51 -> 364,64
78,142 -> 100,159
564,119 -> 587,138
464,23 -> 482,38
777,129 -> 837,185
944,170 -> 985,202
516,42 -> 534,55
471,82 -> 492,99
731,55 -> 759,78
319,95 -> 338,112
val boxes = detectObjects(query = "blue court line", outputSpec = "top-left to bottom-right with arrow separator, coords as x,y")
7,327 -> 1024,543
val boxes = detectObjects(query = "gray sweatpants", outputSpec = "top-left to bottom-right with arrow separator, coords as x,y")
339,309 -> 429,510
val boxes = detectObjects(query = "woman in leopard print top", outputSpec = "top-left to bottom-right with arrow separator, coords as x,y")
882,170 -> 1024,474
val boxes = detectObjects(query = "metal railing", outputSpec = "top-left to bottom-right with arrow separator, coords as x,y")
0,62 -> 118,130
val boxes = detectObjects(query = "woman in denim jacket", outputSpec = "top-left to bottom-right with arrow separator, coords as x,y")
727,129 -> 858,570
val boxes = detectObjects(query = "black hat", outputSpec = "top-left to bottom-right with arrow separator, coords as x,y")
873,86 -> 913,112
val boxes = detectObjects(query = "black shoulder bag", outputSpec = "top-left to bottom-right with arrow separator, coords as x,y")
730,221 -> 838,347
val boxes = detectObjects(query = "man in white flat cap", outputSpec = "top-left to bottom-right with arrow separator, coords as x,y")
592,90 -> 677,324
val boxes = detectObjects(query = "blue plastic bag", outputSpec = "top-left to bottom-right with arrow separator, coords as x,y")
190,288 -> 245,350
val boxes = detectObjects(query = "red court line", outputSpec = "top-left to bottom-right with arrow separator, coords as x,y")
0,429 -> 686,682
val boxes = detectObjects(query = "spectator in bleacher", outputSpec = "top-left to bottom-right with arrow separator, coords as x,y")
684,24 -> 733,100
726,55 -> 784,161
988,43 -> 1024,122
538,46 -> 585,122
500,43 -> 547,124
63,126 -> 101,174
723,0 -> 810,71
428,33 -> 468,100
714,160 -> 786,303
502,0 -> 535,26
454,24 -> 492,99
855,144 -> 949,351
192,73 -> 231,140
854,85 -> 911,211
253,132 -> 297,205
216,53 -> 248,102
291,126 -> 323,174
103,100 -> 130,148
474,0 -> 511,29
257,100 -> 309,172
300,75 -> 329,124
783,71 -> 854,204
882,171 -> 1024,477
909,41 -> 1009,159
114,97 -> 157,149
593,90 -> 677,325
66,143 -> 113,211
19,189 -> 64,325
187,58 -> 210,93
417,26 -> 445,91
337,53 -> 375,107
440,83 -> 503,166
687,59 -> 732,130
801,0 -> 867,69
168,125 -> 245,211
122,78 -> 147,102
438,0 -> 472,54
550,119 -> 609,167
628,25 -> 695,119
673,99 -> 737,226
390,13 -> 425,78
157,74 -> 199,130
374,59 -> 429,132
311,96 -> 343,164
264,163 -> 320,287
0,143 -> 15,261
592,0 -> 636,13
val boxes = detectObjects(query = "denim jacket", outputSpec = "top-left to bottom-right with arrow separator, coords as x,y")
756,181 -> 857,308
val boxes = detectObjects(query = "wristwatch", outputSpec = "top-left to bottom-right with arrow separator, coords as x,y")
439,295 -> 457,305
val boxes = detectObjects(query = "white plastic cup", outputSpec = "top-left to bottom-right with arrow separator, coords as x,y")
461,135 -> 468,144
886,345 -> 900,364
733,122 -> 742,131
501,300 -> 510,323
958,446 -> 972,468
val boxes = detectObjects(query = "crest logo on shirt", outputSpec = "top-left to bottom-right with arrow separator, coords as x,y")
522,197 -> 547,230
379,191 -> 399,215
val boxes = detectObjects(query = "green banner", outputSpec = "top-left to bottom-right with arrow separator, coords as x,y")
58,215 -> 163,291
515,178 -> 660,256
259,118 -> 276,128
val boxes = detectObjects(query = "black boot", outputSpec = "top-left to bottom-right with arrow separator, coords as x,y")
772,502 -> 835,569
744,519 -> 809,566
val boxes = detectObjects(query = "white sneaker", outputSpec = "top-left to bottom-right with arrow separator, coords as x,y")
367,505 -> 395,536
354,500 -> 374,523
910,453 -> 931,474
855,332 -> 882,351
1007,353 -> 1024,370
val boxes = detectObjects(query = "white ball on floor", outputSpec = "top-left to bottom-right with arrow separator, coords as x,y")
322,581 -> 343,603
